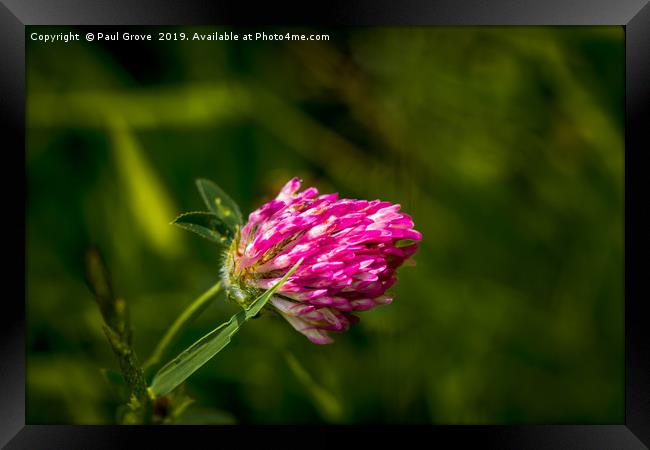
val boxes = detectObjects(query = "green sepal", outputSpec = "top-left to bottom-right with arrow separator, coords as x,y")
395,239 -> 418,248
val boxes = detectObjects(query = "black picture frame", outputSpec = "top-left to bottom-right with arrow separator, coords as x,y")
2,1 -> 648,448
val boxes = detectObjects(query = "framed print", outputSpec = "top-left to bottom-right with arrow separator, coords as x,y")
1,0 -> 648,448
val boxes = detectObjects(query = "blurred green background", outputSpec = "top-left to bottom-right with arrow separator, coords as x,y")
26,26 -> 624,424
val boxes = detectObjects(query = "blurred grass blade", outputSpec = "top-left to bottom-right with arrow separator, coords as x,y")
195,178 -> 243,232
285,352 -> 344,423
172,211 -> 233,244
149,259 -> 303,396
110,117 -> 183,258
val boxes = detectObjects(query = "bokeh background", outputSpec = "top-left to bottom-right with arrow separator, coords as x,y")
26,26 -> 624,424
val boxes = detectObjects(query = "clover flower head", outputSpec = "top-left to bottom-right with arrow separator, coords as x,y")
223,177 -> 421,344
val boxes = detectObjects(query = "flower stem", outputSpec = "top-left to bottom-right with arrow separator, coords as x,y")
85,247 -> 152,423
144,281 -> 223,369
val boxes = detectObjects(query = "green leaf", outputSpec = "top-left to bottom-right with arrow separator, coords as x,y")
149,258 -> 303,396
195,178 -> 243,231
171,211 -> 233,244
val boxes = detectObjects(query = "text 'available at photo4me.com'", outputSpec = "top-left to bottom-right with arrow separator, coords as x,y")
30,30 -> 332,44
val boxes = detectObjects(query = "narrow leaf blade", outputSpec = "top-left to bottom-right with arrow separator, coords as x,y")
149,318 -> 239,397
149,259 -> 303,396
172,211 -> 232,244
